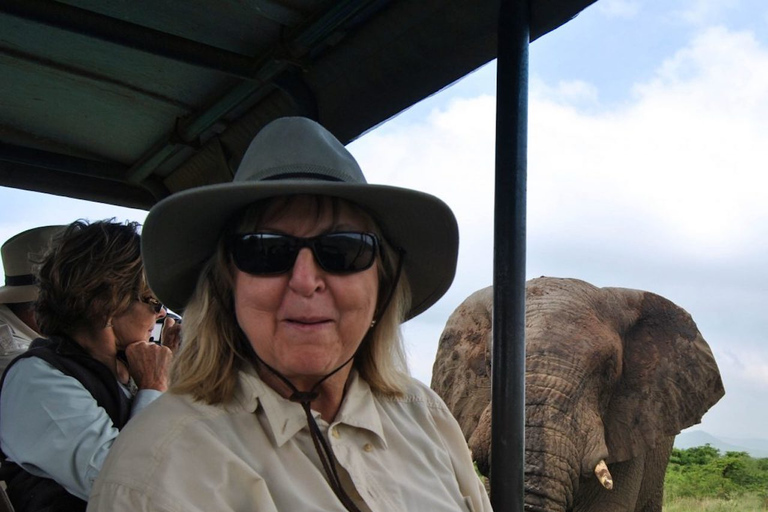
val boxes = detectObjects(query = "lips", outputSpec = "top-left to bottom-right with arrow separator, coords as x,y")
287,317 -> 331,325
282,311 -> 334,327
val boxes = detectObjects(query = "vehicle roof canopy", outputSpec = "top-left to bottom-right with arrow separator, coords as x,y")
0,0 -> 595,208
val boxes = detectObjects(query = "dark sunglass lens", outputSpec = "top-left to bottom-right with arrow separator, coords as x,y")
315,233 -> 377,273
140,297 -> 164,313
232,234 -> 298,274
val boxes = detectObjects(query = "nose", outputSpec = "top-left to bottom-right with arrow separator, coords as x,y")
288,247 -> 326,295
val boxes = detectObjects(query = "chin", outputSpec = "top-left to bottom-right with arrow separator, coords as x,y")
287,355 -> 346,378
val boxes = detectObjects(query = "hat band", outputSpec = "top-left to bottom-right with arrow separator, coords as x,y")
261,172 -> 343,182
5,274 -> 36,287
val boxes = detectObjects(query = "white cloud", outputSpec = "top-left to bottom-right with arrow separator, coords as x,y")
528,26 -> 768,260
402,320 -> 444,385
740,365 -> 768,387
350,95 -> 498,297
350,24 -> 768,442
702,346 -> 768,438
353,96 -> 496,201
531,77 -> 600,105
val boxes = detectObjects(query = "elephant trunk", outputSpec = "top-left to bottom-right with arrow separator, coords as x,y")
524,357 -> 611,512
523,447 -> 573,512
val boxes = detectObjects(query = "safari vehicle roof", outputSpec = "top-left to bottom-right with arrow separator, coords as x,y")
0,0 -> 596,209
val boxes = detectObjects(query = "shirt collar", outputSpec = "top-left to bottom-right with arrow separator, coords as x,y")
233,366 -> 387,448
333,371 -> 387,447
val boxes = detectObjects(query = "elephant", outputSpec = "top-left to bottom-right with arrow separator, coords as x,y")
431,277 -> 725,512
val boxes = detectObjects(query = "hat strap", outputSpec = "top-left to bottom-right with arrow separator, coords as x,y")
253,351 -> 362,512
4,274 -> 36,287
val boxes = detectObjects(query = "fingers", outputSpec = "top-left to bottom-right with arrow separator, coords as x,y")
125,341 -> 173,391
160,316 -> 182,353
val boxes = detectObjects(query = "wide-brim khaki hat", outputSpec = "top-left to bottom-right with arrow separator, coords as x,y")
0,225 -> 65,304
142,117 -> 459,320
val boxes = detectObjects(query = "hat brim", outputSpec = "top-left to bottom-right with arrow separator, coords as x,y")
142,181 -> 459,320
0,284 -> 38,304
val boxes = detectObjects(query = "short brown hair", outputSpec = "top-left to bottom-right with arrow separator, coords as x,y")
35,219 -> 147,337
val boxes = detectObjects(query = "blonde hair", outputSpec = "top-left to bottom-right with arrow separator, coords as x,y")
170,195 -> 412,405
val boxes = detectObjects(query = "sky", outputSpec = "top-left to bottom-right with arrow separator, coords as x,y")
1,0 -> 767,440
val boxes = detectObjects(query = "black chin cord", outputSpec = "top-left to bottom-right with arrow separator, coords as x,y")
254,353 -> 362,512
251,249 -> 404,512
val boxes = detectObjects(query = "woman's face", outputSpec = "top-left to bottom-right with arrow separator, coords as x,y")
111,297 -> 166,350
233,196 -> 380,387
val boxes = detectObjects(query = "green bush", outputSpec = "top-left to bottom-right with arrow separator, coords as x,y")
664,445 -> 768,509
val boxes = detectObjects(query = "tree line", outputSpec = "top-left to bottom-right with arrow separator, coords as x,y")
665,444 -> 768,503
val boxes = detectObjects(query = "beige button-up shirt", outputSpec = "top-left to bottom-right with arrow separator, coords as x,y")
88,367 -> 492,512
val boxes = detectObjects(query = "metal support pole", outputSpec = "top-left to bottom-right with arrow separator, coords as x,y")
491,0 -> 529,510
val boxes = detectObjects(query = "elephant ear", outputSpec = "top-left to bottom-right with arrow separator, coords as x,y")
602,288 -> 725,463
431,286 -> 493,451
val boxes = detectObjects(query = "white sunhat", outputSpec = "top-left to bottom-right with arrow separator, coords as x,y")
0,225 -> 65,304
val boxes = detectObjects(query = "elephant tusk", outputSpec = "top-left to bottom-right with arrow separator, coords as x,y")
594,460 -> 613,490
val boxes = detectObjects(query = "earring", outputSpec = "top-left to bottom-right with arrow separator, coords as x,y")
370,319 -> 377,328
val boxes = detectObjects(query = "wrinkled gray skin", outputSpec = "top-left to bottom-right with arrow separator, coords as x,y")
431,277 -> 725,512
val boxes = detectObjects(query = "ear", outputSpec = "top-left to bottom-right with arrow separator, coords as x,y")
431,286 -> 493,448
603,289 -> 725,463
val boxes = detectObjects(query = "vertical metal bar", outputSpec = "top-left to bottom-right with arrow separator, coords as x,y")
491,0 -> 528,510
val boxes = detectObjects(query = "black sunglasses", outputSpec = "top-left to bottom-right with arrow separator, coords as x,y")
139,296 -> 165,314
229,231 -> 379,275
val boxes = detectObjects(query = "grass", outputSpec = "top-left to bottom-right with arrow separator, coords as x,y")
664,494 -> 768,511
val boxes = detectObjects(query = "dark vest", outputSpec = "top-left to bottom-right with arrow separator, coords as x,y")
0,336 -> 131,512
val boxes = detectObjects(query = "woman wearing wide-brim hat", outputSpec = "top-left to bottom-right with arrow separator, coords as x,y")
0,225 -> 64,373
88,117 -> 492,512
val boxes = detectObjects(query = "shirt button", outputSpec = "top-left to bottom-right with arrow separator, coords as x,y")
363,443 -> 373,452
331,428 -> 340,439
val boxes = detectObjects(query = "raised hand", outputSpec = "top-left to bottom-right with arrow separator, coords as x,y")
125,340 -> 173,391
160,315 -> 182,353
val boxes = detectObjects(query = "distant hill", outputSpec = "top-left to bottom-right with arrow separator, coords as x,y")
674,430 -> 768,458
